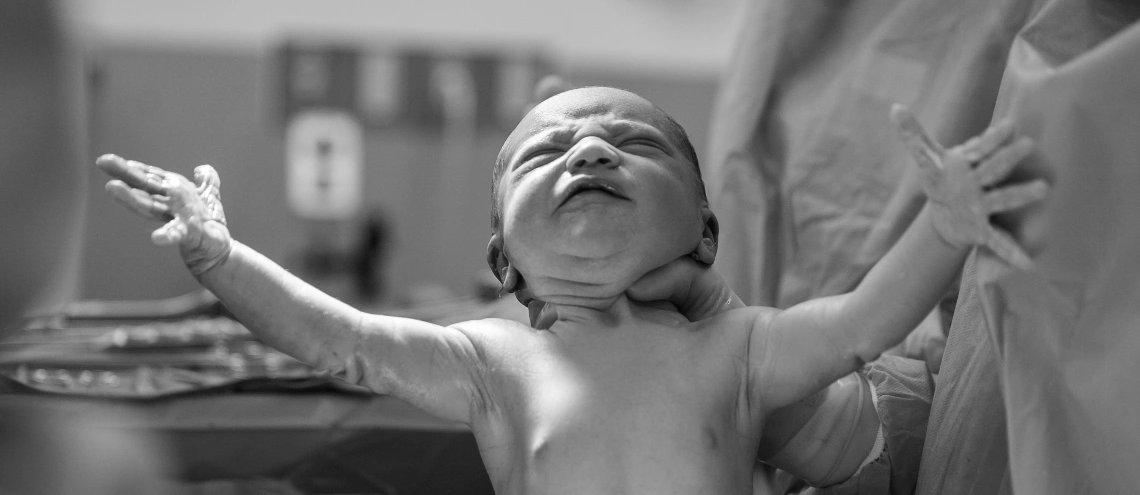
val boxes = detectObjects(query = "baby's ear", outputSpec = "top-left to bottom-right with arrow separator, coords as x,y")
486,234 -> 523,293
692,207 -> 719,265
486,234 -> 506,281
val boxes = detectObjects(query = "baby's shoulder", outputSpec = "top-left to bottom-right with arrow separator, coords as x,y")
686,306 -> 781,347
449,317 -> 533,336
447,317 -> 543,351
699,305 -> 781,331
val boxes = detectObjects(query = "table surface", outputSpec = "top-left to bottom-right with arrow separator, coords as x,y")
0,297 -> 512,492
0,392 -> 494,493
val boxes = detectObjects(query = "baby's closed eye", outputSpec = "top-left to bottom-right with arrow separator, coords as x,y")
619,139 -> 667,154
515,149 -> 565,173
525,149 -> 565,160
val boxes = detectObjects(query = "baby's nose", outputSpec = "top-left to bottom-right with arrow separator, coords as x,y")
565,137 -> 620,172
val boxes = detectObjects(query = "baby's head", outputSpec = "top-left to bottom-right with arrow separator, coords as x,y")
486,87 -> 719,308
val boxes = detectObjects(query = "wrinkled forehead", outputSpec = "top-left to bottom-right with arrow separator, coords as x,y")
500,87 -> 673,160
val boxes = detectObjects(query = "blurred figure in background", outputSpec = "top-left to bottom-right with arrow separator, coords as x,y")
354,208 -> 391,303
0,0 -> 86,327
0,1 -> 181,493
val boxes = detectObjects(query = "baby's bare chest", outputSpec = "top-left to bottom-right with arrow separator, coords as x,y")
470,322 -> 758,492
490,325 -> 752,457
529,333 -> 742,413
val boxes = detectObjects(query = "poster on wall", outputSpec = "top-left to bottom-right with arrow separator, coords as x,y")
285,109 -> 364,220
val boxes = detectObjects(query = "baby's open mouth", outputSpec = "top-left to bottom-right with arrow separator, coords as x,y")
560,180 -> 629,206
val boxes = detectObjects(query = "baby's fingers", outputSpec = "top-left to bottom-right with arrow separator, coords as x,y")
105,180 -> 171,221
151,217 -> 188,246
96,154 -> 168,195
890,104 -> 944,174
972,137 -> 1035,186
960,118 -> 1015,162
529,301 -> 557,330
193,165 -> 227,225
983,226 -> 1034,270
193,164 -> 221,191
984,180 -> 1048,213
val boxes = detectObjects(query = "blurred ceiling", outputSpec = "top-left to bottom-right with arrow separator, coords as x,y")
76,0 -> 746,76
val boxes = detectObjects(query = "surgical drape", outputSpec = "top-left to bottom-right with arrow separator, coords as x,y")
706,0 -> 1140,493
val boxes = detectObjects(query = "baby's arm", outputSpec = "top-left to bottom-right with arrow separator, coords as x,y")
97,155 -> 487,424
628,258 -> 881,484
752,107 -> 1047,413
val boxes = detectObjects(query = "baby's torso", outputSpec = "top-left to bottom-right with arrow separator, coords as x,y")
460,309 -> 764,495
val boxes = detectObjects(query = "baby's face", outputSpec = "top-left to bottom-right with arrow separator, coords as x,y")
494,87 -> 707,305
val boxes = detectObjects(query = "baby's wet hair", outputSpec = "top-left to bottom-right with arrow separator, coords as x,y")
489,87 -> 706,233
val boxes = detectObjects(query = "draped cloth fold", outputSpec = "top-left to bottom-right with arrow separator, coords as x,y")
707,0 -> 1140,493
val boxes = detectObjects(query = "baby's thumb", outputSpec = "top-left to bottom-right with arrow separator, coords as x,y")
151,218 -> 187,246
193,164 -> 221,191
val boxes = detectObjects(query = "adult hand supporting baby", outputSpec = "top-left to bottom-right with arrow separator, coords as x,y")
890,104 -> 1047,269
523,256 -> 740,329
625,257 -> 746,319
96,154 -> 233,276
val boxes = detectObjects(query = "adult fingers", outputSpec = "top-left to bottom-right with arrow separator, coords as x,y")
531,74 -> 573,105
890,103 -> 944,174
972,137 -> 1035,186
529,301 -> 557,330
984,179 -> 1048,213
983,226 -> 1034,270
521,74 -> 574,118
95,154 -> 168,195
960,118 -> 1015,162
625,255 -> 704,305
958,135 -> 983,157
105,180 -> 170,221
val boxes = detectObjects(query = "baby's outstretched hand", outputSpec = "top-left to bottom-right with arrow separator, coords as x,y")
891,104 -> 1048,269
96,154 -> 232,276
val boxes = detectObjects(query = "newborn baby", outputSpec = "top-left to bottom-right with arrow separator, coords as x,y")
98,86 -> 1043,494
